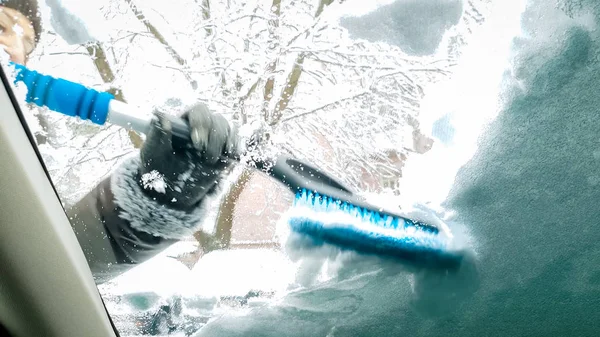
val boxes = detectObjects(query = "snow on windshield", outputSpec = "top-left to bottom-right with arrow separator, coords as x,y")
12,0 -> 505,336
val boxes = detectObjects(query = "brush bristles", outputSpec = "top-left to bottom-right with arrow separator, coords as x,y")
293,189 -> 438,233
288,189 -> 462,267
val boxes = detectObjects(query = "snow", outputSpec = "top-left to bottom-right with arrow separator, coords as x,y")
399,0 -> 527,208
141,170 -> 166,194
340,0 -> 464,56
44,0 -> 97,44
186,249 -> 296,298
335,0 -> 399,17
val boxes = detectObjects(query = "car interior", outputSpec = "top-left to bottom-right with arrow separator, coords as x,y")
0,66 -> 119,336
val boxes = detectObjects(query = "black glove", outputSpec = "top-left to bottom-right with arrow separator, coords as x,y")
136,103 -> 239,210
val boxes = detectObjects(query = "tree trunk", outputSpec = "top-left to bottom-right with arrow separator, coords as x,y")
270,53 -> 305,125
199,0 -> 212,37
262,0 -> 281,121
269,0 -> 333,124
86,42 -> 144,148
213,168 -> 253,248
197,0 -> 227,92
315,0 -> 333,18
177,169 -> 253,269
315,0 -> 334,17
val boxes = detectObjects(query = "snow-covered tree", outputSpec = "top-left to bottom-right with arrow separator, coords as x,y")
21,0 -> 493,263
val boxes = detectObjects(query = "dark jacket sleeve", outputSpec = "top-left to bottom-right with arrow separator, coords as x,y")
67,156 -> 222,284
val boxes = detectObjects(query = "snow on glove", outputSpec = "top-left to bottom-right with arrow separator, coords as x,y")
137,102 -> 239,210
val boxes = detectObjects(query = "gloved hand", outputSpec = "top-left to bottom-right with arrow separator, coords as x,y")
136,103 -> 239,210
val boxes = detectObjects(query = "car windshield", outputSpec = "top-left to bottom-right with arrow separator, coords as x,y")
4,0 -> 600,336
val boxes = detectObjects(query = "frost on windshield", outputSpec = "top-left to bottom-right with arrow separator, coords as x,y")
18,0 -> 493,335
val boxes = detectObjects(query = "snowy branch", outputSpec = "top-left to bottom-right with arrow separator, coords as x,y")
280,90 -> 370,123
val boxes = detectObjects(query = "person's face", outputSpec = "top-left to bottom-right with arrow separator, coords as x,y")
0,6 -> 35,64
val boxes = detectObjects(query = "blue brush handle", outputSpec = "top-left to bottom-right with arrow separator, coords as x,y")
11,62 -> 114,125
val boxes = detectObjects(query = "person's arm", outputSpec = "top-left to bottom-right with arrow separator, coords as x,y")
66,103 -> 238,283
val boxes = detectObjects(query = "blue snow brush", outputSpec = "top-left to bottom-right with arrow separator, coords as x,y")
10,63 -> 466,270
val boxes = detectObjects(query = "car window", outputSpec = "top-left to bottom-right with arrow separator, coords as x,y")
5,0 -> 600,336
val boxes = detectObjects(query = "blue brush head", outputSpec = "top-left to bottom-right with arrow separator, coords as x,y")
287,189 -> 466,270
